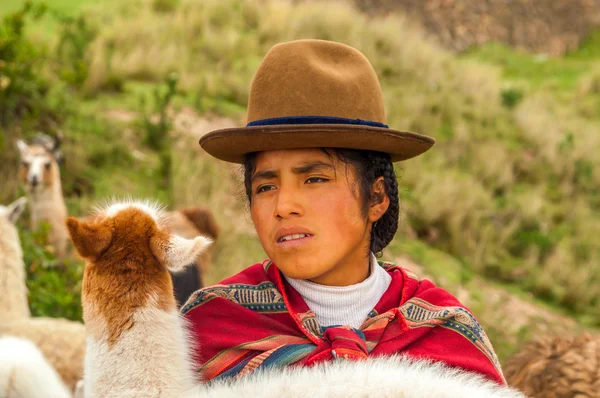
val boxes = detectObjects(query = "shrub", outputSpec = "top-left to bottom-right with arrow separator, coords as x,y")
53,10 -> 97,90
18,223 -> 83,321
0,2 -> 51,127
500,87 -> 524,109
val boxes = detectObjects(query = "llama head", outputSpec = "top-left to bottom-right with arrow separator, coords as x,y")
0,197 -> 27,225
65,199 -> 212,272
16,133 -> 62,194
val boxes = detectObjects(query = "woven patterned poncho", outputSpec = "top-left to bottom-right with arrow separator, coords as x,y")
182,260 -> 506,385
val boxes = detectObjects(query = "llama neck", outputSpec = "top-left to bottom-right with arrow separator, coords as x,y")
83,296 -> 197,397
0,222 -> 30,320
28,180 -> 66,229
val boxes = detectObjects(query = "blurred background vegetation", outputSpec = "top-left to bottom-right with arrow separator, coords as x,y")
0,0 -> 598,362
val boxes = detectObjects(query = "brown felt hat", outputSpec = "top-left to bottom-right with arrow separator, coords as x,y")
199,39 -> 435,163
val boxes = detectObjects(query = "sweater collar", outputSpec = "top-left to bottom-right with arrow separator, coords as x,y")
283,253 -> 392,329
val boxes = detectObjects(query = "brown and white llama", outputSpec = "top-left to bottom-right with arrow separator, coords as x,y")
67,200 -> 523,398
74,204 -> 220,307
66,200 -> 210,397
16,133 -> 69,259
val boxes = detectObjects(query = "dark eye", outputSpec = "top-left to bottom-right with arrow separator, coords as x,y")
21,161 -> 30,168
305,177 -> 328,184
256,185 -> 276,194
44,163 -> 51,170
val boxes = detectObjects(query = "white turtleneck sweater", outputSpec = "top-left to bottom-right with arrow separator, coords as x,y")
284,253 -> 392,329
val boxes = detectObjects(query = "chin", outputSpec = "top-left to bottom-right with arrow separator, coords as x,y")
274,257 -> 325,281
281,269 -> 320,281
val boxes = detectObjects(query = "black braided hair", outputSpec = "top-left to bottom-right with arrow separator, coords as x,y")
364,152 -> 399,255
242,149 -> 400,257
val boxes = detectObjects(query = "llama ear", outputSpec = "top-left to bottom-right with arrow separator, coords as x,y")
51,137 -> 64,166
65,217 -> 113,258
16,140 -> 28,155
181,207 -> 220,240
151,234 -> 212,272
6,197 -> 27,224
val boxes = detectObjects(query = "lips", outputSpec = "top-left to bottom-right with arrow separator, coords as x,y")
276,234 -> 314,249
275,227 -> 314,243
279,233 -> 311,242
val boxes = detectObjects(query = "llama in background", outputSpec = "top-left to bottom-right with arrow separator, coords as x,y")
0,197 -> 30,321
503,333 -> 599,397
166,206 -> 220,306
0,336 -> 72,398
0,197 -> 86,393
16,133 -> 69,259
1,317 -> 86,393
67,199 -> 522,398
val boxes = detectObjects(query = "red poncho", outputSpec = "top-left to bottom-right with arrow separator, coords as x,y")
182,260 -> 505,385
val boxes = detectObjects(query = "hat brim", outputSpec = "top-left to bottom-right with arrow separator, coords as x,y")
199,124 -> 435,164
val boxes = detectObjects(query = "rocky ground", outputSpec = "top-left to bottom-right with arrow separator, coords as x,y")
352,0 -> 600,55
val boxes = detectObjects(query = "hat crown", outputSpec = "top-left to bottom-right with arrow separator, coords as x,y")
247,40 -> 386,124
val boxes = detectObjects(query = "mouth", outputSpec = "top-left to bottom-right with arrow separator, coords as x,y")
276,233 -> 314,249
277,233 -> 313,243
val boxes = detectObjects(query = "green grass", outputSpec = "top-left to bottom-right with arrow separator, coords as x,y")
0,0 -> 113,17
388,239 -> 592,361
389,238 -> 469,287
16,220 -> 84,321
463,30 -> 600,89
0,0 -> 117,48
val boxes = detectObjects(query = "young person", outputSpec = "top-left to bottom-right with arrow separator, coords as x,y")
183,39 -> 506,385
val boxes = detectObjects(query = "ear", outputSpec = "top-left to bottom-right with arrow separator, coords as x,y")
65,217 -> 113,258
51,137 -> 64,165
151,234 -> 212,272
369,177 -> 390,223
181,207 -> 220,240
16,140 -> 28,156
6,197 -> 27,224
53,149 -> 64,166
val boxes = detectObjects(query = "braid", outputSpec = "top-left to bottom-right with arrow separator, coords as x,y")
368,153 -> 399,256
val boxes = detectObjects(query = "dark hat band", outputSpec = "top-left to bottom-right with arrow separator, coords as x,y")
246,116 -> 389,128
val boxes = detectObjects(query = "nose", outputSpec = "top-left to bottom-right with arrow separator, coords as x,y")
31,176 -> 39,187
274,185 -> 303,220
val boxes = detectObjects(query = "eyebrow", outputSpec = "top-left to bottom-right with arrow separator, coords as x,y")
251,161 -> 335,183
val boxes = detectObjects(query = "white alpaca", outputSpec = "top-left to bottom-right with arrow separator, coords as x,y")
1,318 -> 86,393
16,133 -> 69,259
0,336 -> 71,398
0,197 -> 86,393
202,355 -> 524,398
68,200 -> 523,398
0,197 -> 30,321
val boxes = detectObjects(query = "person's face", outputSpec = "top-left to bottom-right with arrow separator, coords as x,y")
250,148 -> 375,286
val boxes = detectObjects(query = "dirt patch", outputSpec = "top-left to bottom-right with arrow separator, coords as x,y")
104,109 -> 137,123
172,106 -> 240,141
169,108 -> 256,237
